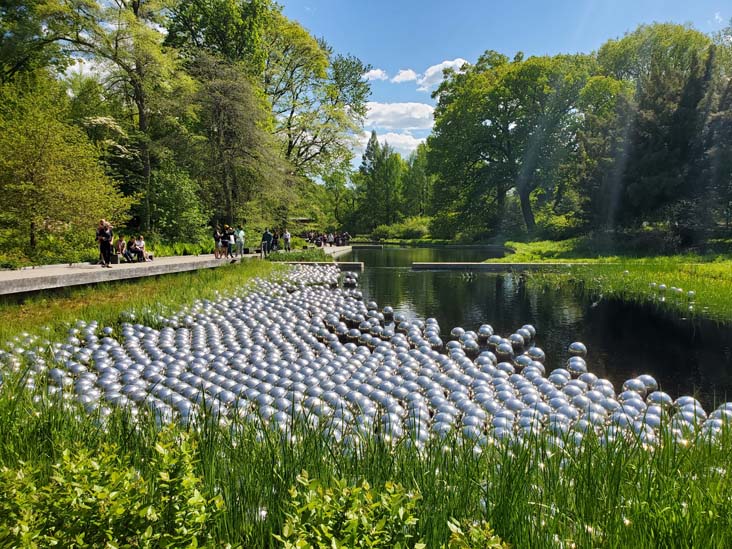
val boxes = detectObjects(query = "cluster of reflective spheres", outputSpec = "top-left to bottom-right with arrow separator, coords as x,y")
1,264 -> 730,449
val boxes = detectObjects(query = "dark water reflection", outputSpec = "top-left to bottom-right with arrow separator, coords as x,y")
345,247 -> 732,409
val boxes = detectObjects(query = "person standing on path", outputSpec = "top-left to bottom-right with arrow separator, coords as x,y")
261,228 -> 273,258
96,220 -> 113,268
236,225 -> 245,256
283,229 -> 291,252
213,226 -> 223,259
224,225 -> 235,258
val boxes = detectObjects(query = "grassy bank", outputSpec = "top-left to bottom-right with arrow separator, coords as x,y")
1,384 -> 731,547
490,239 -> 732,324
266,248 -> 334,262
0,259 -> 282,343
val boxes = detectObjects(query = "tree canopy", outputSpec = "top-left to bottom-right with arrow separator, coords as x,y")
1,10 -> 731,263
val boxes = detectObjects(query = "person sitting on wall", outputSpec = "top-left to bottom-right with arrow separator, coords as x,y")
134,235 -> 149,262
114,235 -> 127,262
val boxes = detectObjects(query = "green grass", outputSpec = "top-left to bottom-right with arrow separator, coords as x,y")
266,248 -> 334,262
1,381 -> 731,547
489,239 -> 732,324
495,237 -> 732,262
0,259 -> 282,343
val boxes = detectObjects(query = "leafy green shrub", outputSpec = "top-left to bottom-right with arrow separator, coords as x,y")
371,217 -> 430,241
429,213 -> 460,240
148,236 -> 213,258
371,224 -> 392,241
445,519 -> 509,548
535,211 -> 585,241
148,160 -> 211,243
0,427 -> 223,548
0,252 -> 27,270
267,248 -> 332,262
276,472 -> 424,548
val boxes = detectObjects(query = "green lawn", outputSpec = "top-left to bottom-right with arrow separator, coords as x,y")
489,239 -> 732,323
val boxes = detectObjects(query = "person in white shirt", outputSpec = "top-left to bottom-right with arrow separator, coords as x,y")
236,226 -> 245,256
135,235 -> 150,261
283,229 -> 291,252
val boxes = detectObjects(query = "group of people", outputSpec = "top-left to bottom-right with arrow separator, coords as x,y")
259,228 -> 291,258
96,219 -> 351,269
213,225 -> 246,259
116,235 -> 151,263
96,220 -> 151,267
305,231 -> 351,247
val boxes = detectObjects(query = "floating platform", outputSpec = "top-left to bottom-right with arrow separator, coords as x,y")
283,261 -> 364,272
411,262 -> 590,272
323,246 -> 353,259
351,244 -> 384,249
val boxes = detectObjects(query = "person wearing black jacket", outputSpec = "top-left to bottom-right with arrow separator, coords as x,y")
213,226 -> 223,259
96,220 -> 113,268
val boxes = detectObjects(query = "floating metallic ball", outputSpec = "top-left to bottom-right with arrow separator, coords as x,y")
568,342 -> 587,357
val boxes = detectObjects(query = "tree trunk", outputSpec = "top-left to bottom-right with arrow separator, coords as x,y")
518,186 -> 536,233
134,85 -> 151,232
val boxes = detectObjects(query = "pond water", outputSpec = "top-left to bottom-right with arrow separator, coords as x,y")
344,246 -> 732,409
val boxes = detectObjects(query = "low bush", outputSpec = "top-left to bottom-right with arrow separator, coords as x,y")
371,217 -> 431,241
0,427 -> 223,548
276,473 -> 424,549
445,519 -> 508,549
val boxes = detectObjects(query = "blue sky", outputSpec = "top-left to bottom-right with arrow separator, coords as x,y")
282,0 -> 730,159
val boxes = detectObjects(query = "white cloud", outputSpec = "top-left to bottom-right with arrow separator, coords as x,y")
355,131 -> 425,158
366,101 -> 434,131
391,69 -> 419,83
715,12 -> 724,24
364,68 -> 389,81
417,58 -> 468,91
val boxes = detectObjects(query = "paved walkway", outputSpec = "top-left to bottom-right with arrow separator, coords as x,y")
0,245 -> 353,297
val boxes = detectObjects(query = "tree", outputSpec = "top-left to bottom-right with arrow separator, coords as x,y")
599,24 -> 714,224
401,144 -> 434,217
0,74 -> 132,253
574,75 -> 634,228
189,54 -> 286,226
353,132 -> 406,231
263,12 -> 371,177
323,170 -> 356,228
167,3 -> 371,178
55,0 -> 184,232
429,52 -> 591,233
149,159 -> 210,242
165,0 -> 272,73
0,0 -> 82,82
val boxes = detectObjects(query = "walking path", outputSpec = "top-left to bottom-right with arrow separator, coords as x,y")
0,245 -> 353,297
